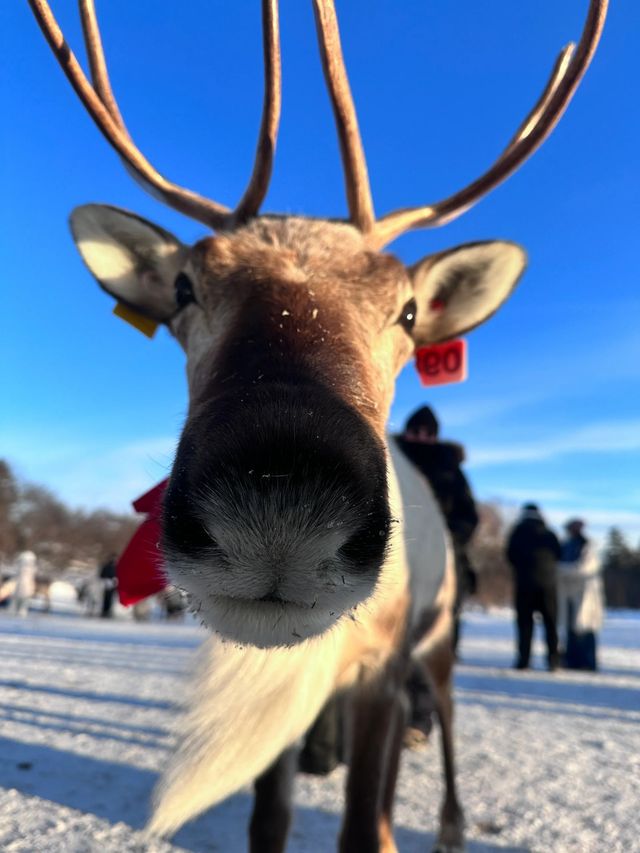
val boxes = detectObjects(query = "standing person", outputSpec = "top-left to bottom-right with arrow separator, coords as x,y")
99,554 -> 118,618
394,405 -> 479,745
11,550 -> 37,617
507,504 -> 561,670
557,519 -> 603,671
395,405 -> 479,653
301,404 -> 480,762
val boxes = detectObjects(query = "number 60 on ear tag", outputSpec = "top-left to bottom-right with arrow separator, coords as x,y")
415,339 -> 467,387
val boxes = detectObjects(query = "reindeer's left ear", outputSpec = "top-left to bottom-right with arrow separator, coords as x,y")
69,204 -> 188,323
409,240 -> 526,345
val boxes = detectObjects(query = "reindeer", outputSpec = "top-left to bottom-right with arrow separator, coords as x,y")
28,1 -> 607,850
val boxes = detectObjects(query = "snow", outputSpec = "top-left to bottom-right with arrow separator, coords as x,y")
0,607 -> 638,852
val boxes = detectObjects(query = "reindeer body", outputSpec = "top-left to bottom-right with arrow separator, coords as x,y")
151,439 -> 454,841
71,201 -> 504,852
27,1 -> 607,850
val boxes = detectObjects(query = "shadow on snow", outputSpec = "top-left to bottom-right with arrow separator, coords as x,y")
455,669 -> 640,719
0,737 -> 527,852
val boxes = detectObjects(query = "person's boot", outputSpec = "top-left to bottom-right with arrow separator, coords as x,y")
298,697 -> 341,775
403,663 -> 434,748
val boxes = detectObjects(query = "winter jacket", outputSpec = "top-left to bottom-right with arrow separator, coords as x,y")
14,551 -> 37,599
557,536 -> 604,634
507,518 -> 561,589
394,438 -> 478,549
99,559 -> 117,581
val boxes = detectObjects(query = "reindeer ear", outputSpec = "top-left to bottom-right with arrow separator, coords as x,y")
409,240 -> 526,345
69,204 -> 187,322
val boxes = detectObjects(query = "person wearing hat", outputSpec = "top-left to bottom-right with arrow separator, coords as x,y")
557,519 -> 603,670
396,405 -> 479,652
300,404 -> 480,761
507,504 -> 562,670
395,405 -> 479,743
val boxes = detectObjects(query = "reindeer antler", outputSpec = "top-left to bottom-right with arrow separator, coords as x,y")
312,0 -> 608,248
28,0 -> 281,230
369,0 -> 608,248
312,0 -> 375,233
29,1 -> 607,241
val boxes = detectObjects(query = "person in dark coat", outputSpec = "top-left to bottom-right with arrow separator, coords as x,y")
301,405 -> 479,765
396,405 -> 479,652
394,405 -> 479,744
507,504 -> 561,670
99,554 -> 118,618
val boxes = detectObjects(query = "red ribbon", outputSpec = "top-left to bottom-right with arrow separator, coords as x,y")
117,479 -> 169,605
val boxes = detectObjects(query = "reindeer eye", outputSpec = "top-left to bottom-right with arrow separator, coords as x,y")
398,298 -> 417,333
175,272 -> 196,309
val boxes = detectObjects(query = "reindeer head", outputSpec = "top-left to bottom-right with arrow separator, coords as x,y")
30,0 -> 606,646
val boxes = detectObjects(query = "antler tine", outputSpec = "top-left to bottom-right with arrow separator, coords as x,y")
233,0 -> 282,225
78,0 -> 126,131
78,0 -> 162,193
504,45 -> 576,157
28,0 -> 232,230
312,0 -> 375,234
370,0 -> 608,249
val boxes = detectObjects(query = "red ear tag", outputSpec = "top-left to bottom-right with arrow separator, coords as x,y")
415,339 -> 467,386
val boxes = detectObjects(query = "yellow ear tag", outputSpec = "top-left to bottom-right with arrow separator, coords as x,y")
113,302 -> 159,339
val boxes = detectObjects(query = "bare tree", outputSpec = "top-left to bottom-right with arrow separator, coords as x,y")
469,502 -> 514,607
0,460 -> 19,560
0,460 -> 137,572
602,528 -> 640,609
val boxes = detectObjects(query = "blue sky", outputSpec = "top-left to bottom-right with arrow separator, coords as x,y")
2,2 -> 638,544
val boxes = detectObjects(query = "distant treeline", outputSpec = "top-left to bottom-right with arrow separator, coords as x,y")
601,528 -> 640,609
0,459 -> 137,573
468,502 -> 514,607
2,457 -> 639,607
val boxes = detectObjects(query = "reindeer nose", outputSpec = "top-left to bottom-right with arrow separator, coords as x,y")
163,382 -> 391,578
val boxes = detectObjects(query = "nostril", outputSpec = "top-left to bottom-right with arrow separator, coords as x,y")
164,510 -> 218,552
337,518 -> 390,571
257,592 -> 285,604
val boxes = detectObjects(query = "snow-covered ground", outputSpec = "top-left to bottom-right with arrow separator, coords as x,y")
0,607 -> 638,852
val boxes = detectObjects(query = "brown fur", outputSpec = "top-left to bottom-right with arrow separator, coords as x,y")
183,218 -> 413,435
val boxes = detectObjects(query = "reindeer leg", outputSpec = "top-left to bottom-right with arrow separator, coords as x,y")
249,746 -> 298,853
424,641 -> 464,853
339,666 -> 407,853
378,689 -> 409,853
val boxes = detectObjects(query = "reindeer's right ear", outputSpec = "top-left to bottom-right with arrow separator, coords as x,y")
409,240 -> 527,345
69,204 -> 188,322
